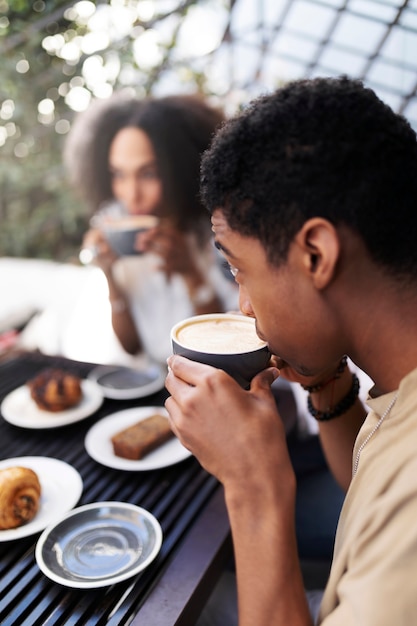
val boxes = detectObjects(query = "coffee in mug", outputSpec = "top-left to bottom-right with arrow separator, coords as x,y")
171,313 -> 271,388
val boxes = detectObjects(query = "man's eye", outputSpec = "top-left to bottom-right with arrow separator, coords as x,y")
228,264 -> 238,277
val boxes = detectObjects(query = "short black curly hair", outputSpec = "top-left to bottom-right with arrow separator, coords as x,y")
201,76 -> 417,280
64,92 -> 224,241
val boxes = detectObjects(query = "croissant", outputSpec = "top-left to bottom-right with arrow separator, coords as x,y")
0,466 -> 41,530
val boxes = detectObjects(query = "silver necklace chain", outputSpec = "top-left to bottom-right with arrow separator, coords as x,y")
352,392 -> 399,477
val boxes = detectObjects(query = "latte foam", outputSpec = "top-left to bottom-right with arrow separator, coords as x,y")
175,317 -> 266,354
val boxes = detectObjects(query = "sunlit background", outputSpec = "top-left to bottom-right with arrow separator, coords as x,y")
1,0 -> 417,260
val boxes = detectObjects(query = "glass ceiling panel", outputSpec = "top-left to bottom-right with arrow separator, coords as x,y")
373,0 -> 406,5
348,0 -> 399,21
318,45 -> 367,75
380,25 -> 417,66
230,0 -> 265,36
403,98 -> 417,124
367,58 -> 417,92
214,0 -> 417,134
270,32 -> 320,63
331,13 -> 387,53
229,40 -> 266,86
284,0 -> 337,38
263,55 -> 307,85
399,7 -> 417,30
261,0 -> 295,27
319,0 -> 347,7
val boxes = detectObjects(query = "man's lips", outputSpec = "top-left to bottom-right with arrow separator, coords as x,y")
255,326 -> 284,365
255,324 -> 266,343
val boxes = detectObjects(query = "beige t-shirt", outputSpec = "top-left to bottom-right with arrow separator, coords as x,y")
319,366 -> 417,625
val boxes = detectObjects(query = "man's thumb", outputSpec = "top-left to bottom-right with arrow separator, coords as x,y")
250,367 -> 280,392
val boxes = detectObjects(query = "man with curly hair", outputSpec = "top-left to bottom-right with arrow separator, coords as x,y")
165,76 -> 417,624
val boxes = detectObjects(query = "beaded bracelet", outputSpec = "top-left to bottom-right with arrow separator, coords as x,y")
301,355 -> 348,393
307,373 -> 360,421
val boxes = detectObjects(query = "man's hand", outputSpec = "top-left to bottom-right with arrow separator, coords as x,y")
165,355 -> 290,486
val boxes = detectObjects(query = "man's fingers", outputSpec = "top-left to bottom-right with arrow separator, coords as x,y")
166,354 -> 218,387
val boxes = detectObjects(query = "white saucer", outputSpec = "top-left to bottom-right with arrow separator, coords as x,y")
0,380 -> 103,429
35,501 -> 162,588
88,364 -> 166,400
0,457 -> 83,541
84,406 -> 192,471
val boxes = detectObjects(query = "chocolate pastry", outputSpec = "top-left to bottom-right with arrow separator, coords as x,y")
28,368 -> 82,412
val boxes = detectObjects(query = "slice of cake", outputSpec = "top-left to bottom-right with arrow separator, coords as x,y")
111,414 -> 174,460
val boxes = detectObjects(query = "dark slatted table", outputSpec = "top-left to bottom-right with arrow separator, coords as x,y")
0,351 -> 232,626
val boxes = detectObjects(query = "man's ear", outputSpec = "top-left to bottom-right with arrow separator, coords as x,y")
295,218 -> 341,289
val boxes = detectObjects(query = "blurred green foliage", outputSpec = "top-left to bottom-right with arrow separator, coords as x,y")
1,1 -> 92,260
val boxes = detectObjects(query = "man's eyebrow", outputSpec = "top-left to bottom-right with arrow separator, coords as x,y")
214,239 -> 234,257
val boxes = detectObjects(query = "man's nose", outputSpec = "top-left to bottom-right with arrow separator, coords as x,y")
239,285 -> 255,317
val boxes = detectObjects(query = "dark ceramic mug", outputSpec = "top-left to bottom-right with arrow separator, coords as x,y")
171,313 -> 271,389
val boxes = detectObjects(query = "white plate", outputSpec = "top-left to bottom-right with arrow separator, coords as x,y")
0,379 -> 103,429
35,501 -> 162,588
0,457 -> 83,542
85,406 -> 192,471
88,364 -> 166,400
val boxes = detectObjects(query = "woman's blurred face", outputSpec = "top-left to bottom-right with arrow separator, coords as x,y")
108,127 -> 163,215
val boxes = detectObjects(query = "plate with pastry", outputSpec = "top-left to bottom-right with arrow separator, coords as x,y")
0,456 -> 83,541
84,406 -> 192,471
0,368 -> 103,429
87,363 -> 166,400
35,501 -> 162,588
